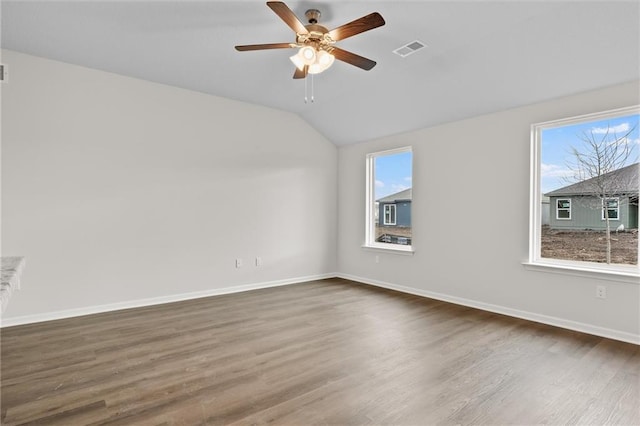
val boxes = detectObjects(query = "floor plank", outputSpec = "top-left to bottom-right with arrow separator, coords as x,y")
1,278 -> 638,425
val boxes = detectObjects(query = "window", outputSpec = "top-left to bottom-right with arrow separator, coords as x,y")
528,105 -> 639,278
365,147 -> 413,252
383,204 -> 396,225
556,199 -> 571,219
602,198 -> 619,220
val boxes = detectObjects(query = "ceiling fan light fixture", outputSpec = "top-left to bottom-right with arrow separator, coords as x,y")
289,52 -> 305,70
318,49 -> 334,67
308,49 -> 335,74
300,46 -> 316,64
308,64 -> 321,74
290,45 -> 317,70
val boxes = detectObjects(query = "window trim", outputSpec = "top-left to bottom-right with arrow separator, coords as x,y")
528,105 -> 639,281
383,204 -> 397,225
601,197 -> 620,221
556,198 -> 572,220
365,146 -> 414,253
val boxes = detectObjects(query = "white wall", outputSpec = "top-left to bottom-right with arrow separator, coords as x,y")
1,50 -> 337,323
2,49 -> 638,343
337,81 -> 640,343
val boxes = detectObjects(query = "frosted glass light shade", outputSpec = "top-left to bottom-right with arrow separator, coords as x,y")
290,47 -> 334,74
290,46 -> 317,71
290,52 -> 305,70
300,46 -> 316,63
308,50 -> 335,74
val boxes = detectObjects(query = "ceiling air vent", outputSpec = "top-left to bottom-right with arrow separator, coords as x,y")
393,40 -> 426,58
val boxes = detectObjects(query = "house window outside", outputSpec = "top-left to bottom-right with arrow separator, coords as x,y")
383,204 -> 396,225
529,105 -> 639,276
602,198 -> 619,220
365,147 -> 413,252
556,199 -> 571,219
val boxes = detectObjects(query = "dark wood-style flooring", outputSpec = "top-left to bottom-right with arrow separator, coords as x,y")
1,278 -> 639,425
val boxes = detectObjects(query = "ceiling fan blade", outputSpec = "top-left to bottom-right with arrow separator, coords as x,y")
331,47 -> 377,71
328,12 -> 385,42
235,42 -> 293,51
267,1 -> 309,35
293,65 -> 308,79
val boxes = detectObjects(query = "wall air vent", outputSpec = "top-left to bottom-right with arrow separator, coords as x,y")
393,40 -> 426,58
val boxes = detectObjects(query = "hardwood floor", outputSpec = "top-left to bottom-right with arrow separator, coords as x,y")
1,278 -> 638,425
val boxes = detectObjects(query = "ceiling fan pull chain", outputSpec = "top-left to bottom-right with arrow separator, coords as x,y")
311,73 -> 315,103
304,75 -> 308,103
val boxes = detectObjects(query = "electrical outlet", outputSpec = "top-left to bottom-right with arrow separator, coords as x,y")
256,257 -> 262,266
596,285 -> 606,299
375,255 -> 380,264
236,258 -> 243,268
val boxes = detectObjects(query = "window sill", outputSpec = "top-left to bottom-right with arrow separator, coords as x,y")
362,244 -> 415,256
522,259 -> 639,284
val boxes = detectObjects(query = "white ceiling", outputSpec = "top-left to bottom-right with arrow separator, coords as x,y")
2,1 -> 639,145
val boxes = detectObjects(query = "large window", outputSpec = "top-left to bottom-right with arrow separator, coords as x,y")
529,105 -> 639,277
365,147 -> 413,251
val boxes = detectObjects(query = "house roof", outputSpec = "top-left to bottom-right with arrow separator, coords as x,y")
377,188 -> 412,203
545,163 -> 639,197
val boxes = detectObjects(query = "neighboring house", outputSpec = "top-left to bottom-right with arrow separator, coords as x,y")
377,188 -> 412,228
545,163 -> 639,230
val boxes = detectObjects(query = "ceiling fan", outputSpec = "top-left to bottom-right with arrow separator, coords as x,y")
235,1 -> 385,79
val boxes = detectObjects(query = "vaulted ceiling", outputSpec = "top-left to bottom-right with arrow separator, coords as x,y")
2,1 -> 639,145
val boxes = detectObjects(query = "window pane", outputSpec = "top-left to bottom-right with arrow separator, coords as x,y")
538,111 -> 639,265
368,149 -> 412,247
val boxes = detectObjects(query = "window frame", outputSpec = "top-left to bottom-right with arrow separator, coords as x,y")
556,198 -> 572,220
526,105 -> 639,281
383,204 -> 397,225
364,146 -> 414,254
601,197 -> 620,221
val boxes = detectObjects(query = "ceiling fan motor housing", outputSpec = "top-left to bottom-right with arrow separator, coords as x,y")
305,9 -> 321,24
296,25 -> 334,53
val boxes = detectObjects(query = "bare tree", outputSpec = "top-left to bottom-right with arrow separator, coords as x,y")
565,125 -> 637,263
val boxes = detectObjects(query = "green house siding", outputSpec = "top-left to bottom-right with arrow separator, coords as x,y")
378,201 -> 411,227
549,196 -> 637,230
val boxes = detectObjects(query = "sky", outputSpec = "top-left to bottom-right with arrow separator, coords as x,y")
375,151 -> 412,200
540,112 -> 640,194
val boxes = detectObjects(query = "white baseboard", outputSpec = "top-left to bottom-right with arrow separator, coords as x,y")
4,272 -> 638,345
0,273 -> 336,328
337,273 -> 640,345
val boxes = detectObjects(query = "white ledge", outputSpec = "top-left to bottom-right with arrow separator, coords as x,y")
362,244 -> 415,256
522,260 -> 639,284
